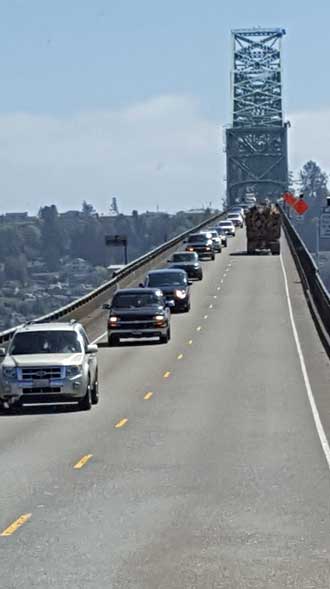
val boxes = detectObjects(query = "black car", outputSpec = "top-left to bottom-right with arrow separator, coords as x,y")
103,288 -> 172,346
185,233 -> 215,260
143,268 -> 191,312
167,251 -> 203,280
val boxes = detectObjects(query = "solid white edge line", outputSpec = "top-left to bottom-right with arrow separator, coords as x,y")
280,254 -> 330,470
92,331 -> 107,345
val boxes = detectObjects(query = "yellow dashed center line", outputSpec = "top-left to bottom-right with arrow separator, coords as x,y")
196,326 -> 202,332
209,304 -> 213,309
163,371 -> 171,379
204,315 -> 208,319
144,392 -> 153,400
188,339 -> 193,345
213,295 -> 217,299
217,287 -> 221,291
177,353 -> 183,360
73,454 -> 93,470
1,514 -> 32,537
220,279 -> 224,283
114,418 -> 128,429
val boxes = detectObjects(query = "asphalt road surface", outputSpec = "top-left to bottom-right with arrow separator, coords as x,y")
1,229 -> 330,588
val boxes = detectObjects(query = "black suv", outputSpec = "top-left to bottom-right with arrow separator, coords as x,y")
167,251 -> 203,280
103,288 -> 172,345
185,233 -> 215,260
143,269 -> 191,312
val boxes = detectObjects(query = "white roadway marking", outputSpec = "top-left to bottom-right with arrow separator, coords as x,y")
92,331 -> 107,344
280,254 -> 330,470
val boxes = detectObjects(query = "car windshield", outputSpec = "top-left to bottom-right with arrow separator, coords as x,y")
148,272 -> 186,286
172,253 -> 197,262
187,234 -> 207,243
220,222 -> 232,227
9,331 -> 82,355
113,293 -> 162,308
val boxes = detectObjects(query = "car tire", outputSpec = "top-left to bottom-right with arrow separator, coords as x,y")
198,273 -> 203,280
78,380 -> 92,411
8,399 -> 23,412
167,326 -> 171,341
108,334 -> 119,347
211,254 -> 215,261
91,371 -> 99,405
159,331 -> 169,344
185,302 -> 191,312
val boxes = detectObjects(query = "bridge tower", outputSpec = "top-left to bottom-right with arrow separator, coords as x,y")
225,28 -> 289,205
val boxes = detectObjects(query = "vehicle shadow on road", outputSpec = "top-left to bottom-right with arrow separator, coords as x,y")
230,251 -> 272,257
0,403 -> 80,417
98,339 -> 167,349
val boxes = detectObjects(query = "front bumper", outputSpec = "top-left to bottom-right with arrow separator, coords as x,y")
186,247 -> 214,258
108,326 -> 168,339
0,376 -> 86,404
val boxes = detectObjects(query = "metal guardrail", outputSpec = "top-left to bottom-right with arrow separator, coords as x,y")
0,210 -> 226,344
280,206 -> 330,354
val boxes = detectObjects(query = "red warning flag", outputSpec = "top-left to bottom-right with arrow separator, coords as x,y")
283,192 -> 297,206
293,199 -> 309,215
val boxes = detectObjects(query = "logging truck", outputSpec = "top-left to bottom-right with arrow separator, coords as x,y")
245,203 -> 281,255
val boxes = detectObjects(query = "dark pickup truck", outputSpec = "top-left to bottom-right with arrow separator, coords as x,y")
103,288 -> 172,346
185,233 -> 215,260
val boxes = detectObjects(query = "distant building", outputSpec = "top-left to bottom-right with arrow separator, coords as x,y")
2,212 -> 29,223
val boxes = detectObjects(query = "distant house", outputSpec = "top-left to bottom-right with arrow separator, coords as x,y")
4,212 -> 29,222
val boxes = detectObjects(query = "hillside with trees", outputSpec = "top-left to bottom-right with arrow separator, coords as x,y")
0,204 -> 215,331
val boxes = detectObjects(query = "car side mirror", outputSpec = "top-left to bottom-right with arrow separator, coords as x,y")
0,347 -> 6,357
102,303 -> 111,310
167,300 -> 175,308
188,280 -> 193,286
87,344 -> 98,354
139,283 -> 145,288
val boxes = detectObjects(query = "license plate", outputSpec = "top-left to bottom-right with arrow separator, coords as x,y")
132,331 -> 142,336
32,379 -> 50,387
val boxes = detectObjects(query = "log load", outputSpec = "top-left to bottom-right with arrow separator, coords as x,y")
245,204 -> 281,255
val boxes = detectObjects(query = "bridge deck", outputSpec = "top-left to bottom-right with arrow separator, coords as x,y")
1,230 -> 330,587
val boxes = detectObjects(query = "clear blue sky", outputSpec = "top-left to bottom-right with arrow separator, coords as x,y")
0,0 -> 328,213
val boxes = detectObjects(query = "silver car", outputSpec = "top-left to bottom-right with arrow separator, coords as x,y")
0,321 -> 98,411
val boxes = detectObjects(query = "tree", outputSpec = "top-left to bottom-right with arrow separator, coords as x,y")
299,161 -> 328,199
38,205 -> 64,271
82,201 -> 96,216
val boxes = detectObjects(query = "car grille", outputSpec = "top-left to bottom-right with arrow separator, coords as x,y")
118,320 -> 155,330
21,367 -> 62,380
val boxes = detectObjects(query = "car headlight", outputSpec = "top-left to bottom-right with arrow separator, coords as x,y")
109,316 -> 118,323
154,315 -> 165,321
205,246 -> 210,251
66,366 -> 82,377
2,366 -> 17,380
175,289 -> 187,299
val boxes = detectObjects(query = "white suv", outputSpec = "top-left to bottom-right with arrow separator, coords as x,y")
0,321 -> 98,411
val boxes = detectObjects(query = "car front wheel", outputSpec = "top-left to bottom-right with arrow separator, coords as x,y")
108,334 -> 119,347
91,371 -> 99,405
78,380 -> 92,411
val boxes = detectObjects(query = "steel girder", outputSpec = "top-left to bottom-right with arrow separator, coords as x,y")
226,126 -> 288,205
